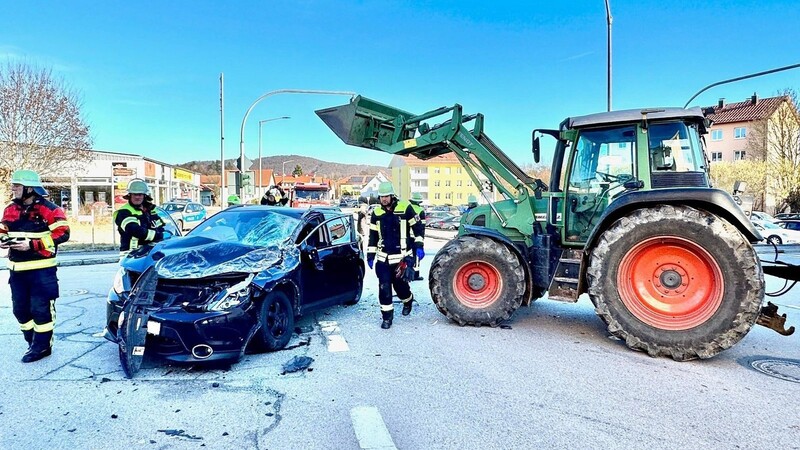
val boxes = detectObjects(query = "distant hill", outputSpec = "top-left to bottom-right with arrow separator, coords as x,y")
178,154 -> 387,179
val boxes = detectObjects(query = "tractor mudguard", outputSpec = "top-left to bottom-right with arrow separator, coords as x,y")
584,188 -> 761,250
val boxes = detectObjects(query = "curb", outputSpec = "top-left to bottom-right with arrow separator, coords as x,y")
0,256 -> 120,271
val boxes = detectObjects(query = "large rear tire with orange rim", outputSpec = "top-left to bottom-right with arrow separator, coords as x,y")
430,235 -> 526,326
587,205 -> 764,361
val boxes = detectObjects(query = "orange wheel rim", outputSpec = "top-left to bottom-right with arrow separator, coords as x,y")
617,236 -> 724,330
453,261 -> 503,308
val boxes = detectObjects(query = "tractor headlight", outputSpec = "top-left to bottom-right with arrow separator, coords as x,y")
113,267 -> 127,294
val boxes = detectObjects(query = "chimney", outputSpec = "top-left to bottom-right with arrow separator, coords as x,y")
718,98 -> 726,109
751,92 -> 759,105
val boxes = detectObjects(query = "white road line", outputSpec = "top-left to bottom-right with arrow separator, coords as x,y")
319,320 -> 350,352
350,406 -> 397,450
326,334 -> 350,352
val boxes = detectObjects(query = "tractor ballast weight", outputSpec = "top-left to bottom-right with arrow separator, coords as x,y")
318,95 -> 797,361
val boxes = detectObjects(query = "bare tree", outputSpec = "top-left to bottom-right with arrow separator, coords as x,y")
0,61 -> 92,188
746,89 -> 800,212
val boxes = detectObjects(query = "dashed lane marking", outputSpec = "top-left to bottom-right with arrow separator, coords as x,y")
350,406 -> 397,450
319,320 -> 350,352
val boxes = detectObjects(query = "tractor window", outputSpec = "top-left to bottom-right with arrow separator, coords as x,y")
648,122 -> 702,172
569,126 -> 635,189
565,126 -> 636,242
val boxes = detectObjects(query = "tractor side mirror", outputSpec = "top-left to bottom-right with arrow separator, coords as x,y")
532,135 -> 541,163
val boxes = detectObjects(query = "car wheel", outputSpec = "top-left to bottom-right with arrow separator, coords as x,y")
256,291 -> 295,351
176,219 -> 184,231
766,235 -> 782,245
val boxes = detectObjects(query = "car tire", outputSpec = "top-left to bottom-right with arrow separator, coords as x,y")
766,235 -> 782,245
176,219 -> 184,231
256,291 -> 295,351
587,205 -> 764,361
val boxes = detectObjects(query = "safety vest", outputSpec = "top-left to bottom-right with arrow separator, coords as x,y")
113,203 -> 164,254
1,197 -> 69,271
367,200 -> 421,264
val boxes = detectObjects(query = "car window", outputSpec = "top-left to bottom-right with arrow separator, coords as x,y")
327,218 -> 351,246
154,207 -> 181,237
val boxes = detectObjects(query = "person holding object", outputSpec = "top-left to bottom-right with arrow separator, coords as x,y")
0,170 -> 70,363
261,181 -> 289,206
407,192 -> 426,281
367,182 -> 424,329
113,179 -> 168,257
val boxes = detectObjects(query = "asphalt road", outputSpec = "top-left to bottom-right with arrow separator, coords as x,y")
0,232 -> 798,449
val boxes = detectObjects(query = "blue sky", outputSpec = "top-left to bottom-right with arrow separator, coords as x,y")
3,0 -> 799,168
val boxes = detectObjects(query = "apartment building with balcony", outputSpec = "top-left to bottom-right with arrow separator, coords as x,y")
389,153 -> 482,206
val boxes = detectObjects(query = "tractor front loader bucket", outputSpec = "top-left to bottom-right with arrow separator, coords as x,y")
316,95 -> 418,152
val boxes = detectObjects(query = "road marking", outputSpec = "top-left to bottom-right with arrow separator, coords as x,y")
319,320 -> 349,352
350,406 -> 397,450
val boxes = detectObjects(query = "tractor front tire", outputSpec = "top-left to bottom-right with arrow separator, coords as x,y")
587,205 -> 764,361
430,236 -> 526,326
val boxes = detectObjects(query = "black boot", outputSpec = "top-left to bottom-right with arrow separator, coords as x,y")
23,330 -> 53,363
402,296 -> 414,316
22,347 -> 51,363
22,329 -> 34,349
414,270 -> 424,281
381,310 -> 393,329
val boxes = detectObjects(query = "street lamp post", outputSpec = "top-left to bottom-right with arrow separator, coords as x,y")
282,159 -> 295,177
237,89 -> 356,196
258,116 -> 290,196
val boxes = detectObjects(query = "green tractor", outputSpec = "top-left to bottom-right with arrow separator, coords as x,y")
317,96 -> 795,360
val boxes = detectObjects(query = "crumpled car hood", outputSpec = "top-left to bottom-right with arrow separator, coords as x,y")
124,236 -> 300,280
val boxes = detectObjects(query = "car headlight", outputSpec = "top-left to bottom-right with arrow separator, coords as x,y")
113,267 -> 127,294
206,274 -> 255,311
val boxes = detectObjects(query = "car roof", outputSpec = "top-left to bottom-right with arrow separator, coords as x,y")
222,205 -> 345,221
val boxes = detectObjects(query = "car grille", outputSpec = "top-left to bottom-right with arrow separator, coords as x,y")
153,275 -> 249,308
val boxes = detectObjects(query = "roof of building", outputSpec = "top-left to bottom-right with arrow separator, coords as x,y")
703,95 -> 788,124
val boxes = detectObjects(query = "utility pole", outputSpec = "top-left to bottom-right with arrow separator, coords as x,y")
605,0 -> 613,112
219,73 -> 226,207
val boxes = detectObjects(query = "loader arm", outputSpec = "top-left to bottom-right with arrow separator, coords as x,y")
316,95 -> 545,237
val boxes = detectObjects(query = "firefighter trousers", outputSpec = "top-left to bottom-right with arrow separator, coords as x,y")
375,260 -> 412,320
9,267 -> 59,351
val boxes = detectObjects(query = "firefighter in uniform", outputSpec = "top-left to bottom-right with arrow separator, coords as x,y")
113,179 -> 167,256
408,192 -> 426,281
1,170 -> 70,363
367,182 -> 425,329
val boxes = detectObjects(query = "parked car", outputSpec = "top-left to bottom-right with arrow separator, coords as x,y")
105,206 -> 365,377
777,220 -> 800,232
775,212 -> 800,220
427,214 -> 457,229
440,216 -> 462,231
161,201 -> 207,231
752,219 -> 800,245
749,211 -> 777,223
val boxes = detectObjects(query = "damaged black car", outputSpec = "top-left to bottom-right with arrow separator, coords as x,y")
105,206 -> 364,376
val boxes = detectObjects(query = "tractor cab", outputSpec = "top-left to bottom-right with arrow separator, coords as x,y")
537,108 -> 714,244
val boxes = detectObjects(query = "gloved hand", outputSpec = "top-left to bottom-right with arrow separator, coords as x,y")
416,248 -> 425,261
367,256 -> 374,269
